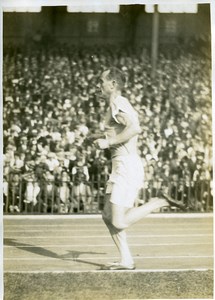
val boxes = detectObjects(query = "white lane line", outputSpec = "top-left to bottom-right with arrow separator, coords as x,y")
4,243 -> 213,248
4,268 -> 213,273
4,255 -> 214,261
3,213 -> 213,219
3,234 -> 213,238
3,225 -> 104,227
4,228 -> 212,234
4,223 -> 213,228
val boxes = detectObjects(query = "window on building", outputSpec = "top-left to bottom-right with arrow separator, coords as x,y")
165,19 -> 177,35
87,20 -> 99,33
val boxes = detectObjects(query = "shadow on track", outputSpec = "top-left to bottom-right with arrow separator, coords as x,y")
4,238 -> 106,268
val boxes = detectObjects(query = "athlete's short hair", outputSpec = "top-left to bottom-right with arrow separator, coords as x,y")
105,67 -> 126,90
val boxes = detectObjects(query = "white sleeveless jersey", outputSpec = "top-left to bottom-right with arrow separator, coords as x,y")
104,95 -> 140,158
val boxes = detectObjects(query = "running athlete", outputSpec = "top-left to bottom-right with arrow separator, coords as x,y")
93,67 -> 185,270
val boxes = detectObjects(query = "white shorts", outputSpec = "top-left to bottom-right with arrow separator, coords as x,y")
106,154 -> 144,208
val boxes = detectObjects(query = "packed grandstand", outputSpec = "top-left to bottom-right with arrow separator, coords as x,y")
3,41 -> 212,213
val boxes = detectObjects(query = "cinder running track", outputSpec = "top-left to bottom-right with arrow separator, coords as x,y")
3,213 -> 213,273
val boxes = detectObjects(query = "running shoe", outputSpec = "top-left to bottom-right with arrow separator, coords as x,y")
100,262 -> 135,270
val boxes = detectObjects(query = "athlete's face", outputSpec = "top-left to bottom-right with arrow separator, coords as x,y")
97,70 -> 113,100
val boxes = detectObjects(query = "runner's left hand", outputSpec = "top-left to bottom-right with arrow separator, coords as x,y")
94,139 -> 109,149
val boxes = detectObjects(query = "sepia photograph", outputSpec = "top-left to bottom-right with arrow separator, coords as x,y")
2,0 -> 214,299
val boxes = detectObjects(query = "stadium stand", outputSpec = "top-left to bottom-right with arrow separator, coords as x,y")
3,39 -> 212,214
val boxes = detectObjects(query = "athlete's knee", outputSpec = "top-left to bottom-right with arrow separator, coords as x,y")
103,211 -> 126,229
111,218 -> 128,230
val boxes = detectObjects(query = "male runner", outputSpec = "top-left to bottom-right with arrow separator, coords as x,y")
93,67 -> 185,270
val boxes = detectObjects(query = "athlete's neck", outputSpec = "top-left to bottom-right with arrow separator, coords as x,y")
109,91 -> 121,105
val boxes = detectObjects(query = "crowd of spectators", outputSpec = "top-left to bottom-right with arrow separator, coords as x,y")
3,41 -> 212,213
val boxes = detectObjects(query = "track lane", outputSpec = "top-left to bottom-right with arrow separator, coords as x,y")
4,214 -> 213,272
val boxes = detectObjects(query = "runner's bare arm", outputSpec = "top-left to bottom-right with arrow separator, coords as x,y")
94,111 -> 141,149
86,133 -> 106,142
108,111 -> 141,146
